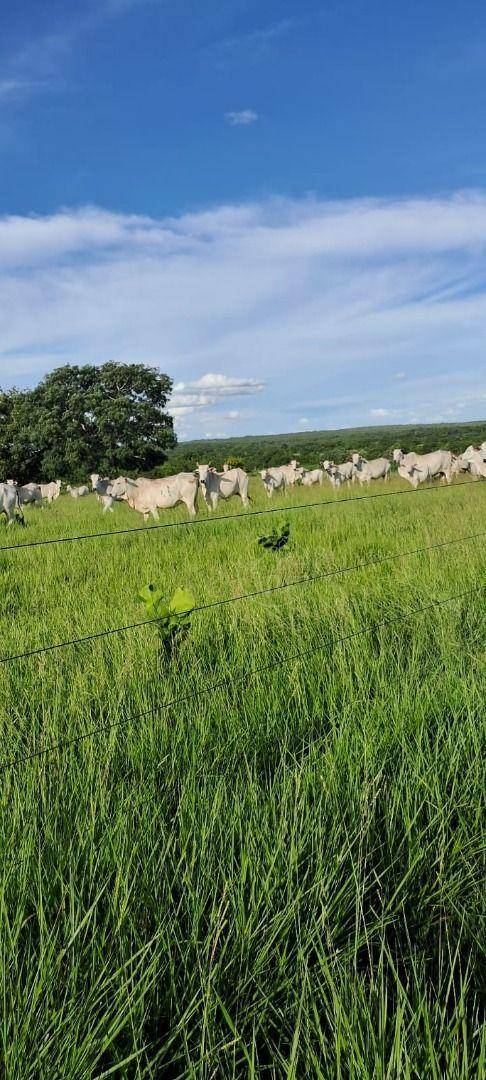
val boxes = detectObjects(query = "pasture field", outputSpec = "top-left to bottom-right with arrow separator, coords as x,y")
0,475 -> 485,1077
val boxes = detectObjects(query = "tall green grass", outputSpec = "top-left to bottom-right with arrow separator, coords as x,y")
0,476 -> 485,1077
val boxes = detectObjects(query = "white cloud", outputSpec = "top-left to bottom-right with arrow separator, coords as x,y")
370,408 -> 390,417
208,19 -> 295,68
298,417 -> 310,426
394,371 -> 406,380
225,110 -> 258,126
170,374 -> 264,424
176,373 -> 265,395
0,3 -> 157,109
2,191 -> 486,438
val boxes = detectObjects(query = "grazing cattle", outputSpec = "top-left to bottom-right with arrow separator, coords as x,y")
461,448 -> 486,479
196,464 -> 249,510
0,483 -> 24,525
301,468 -> 324,487
463,444 -> 486,465
279,460 -> 304,485
260,468 -> 286,497
18,483 -> 42,506
66,485 -> 89,498
40,480 -> 61,503
90,474 -> 115,513
90,474 -> 112,496
322,461 -> 344,488
352,453 -> 391,484
110,473 -> 199,520
393,449 -> 453,487
451,454 -> 471,476
322,459 -> 355,485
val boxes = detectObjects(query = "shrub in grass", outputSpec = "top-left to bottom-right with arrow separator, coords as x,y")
138,584 -> 195,657
258,521 -> 290,552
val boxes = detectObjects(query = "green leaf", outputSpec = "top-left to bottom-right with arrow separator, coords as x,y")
169,587 -> 195,617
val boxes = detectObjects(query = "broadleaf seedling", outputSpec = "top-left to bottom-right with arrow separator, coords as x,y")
138,584 -> 196,656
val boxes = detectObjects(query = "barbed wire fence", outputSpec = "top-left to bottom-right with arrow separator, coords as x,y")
0,478 -> 483,777
0,476 -> 479,553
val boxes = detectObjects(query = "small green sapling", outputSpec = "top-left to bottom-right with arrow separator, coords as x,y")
138,584 -> 196,656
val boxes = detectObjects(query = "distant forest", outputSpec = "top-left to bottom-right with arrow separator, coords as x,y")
156,419 -> 486,476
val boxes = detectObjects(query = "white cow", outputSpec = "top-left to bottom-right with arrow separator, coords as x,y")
0,483 -> 24,525
301,468 -> 324,487
18,482 -> 43,506
196,465 -> 249,510
279,460 -> 304,485
110,473 -> 199,520
321,461 -> 343,488
66,485 -> 89,498
90,473 -> 113,495
461,448 -> 486,479
463,444 -> 486,465
393,449 -> 453,487
352,453 -> 391,484
40,480 -> 61,503
90,474 -> 116,512
322,459 -> 356,485
451,454 -> 471,476
260,468 -> 286,497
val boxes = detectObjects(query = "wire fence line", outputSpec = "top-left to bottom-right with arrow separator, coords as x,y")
0,477 -> 480,554
2,527 -> 485,666
1,581 -> 483,773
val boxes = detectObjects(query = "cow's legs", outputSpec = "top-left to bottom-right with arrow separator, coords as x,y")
185,497 -> 197,516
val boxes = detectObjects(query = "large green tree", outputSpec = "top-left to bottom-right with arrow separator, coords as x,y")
0,363 -> 176,482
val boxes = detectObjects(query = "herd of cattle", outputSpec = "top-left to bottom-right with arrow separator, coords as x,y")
1,442 -> 485,525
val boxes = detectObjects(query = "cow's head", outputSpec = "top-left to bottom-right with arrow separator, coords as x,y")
351,453 -> 362,465
196,463 -> 213,485
393,448 -> 404,464
110,476 -> 136,501
90,473 -> 99,489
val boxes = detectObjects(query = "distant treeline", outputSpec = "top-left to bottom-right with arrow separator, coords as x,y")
155,420 -> 486,476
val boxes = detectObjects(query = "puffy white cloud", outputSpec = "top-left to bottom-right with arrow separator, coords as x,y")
2,191 -> 486,437
370,408 -> 390,417
224,109 -> 258,126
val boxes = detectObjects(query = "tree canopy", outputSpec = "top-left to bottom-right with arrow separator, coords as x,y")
0,363 -> 176,482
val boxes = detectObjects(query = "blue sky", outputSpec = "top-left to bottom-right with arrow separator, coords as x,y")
1,0 -> 486,439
